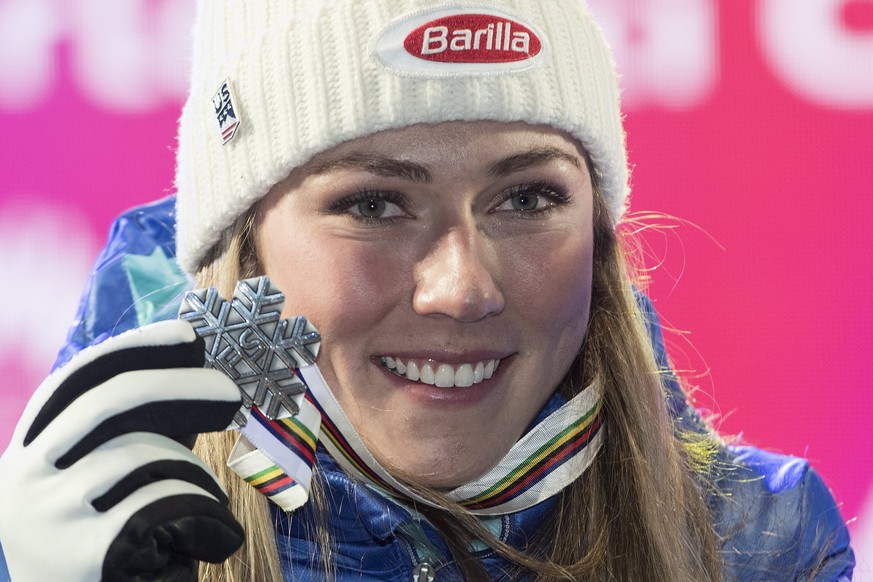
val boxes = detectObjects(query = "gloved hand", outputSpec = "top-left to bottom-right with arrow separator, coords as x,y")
0,320 -> 244,582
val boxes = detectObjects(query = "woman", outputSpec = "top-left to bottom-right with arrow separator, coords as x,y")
0,0 -> 855,580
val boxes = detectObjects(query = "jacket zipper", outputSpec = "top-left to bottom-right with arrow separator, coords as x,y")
413,561 -> 436,582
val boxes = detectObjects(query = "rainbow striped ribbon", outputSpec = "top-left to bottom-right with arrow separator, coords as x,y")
227,363 -> 604,515
227,398 -> 321,511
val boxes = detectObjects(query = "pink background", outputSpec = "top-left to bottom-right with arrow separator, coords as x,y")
0,0 -> 871,572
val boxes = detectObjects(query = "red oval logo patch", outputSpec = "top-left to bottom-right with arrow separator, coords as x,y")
403,14 -> 542,63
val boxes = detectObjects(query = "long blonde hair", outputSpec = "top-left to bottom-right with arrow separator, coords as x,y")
194,183 -> 724,581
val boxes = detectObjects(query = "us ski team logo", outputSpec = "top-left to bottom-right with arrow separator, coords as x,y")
212,78 -> 240,145
371,7 -> 547,76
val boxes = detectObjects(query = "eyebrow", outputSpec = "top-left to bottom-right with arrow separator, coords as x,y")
309,152 -> 432,183
487,147 -> 582,178
308,146 -> 582,183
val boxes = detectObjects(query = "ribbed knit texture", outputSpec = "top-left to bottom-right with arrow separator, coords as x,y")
175,0 -> 628,274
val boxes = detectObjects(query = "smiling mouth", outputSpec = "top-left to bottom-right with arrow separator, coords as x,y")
380,357 -> 501,388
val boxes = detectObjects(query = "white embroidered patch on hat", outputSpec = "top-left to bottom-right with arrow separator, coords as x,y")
212,79 -> 240,145
370,6 -> 549,77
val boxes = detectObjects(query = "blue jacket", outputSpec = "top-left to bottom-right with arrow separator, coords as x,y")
0,196 -> 855,580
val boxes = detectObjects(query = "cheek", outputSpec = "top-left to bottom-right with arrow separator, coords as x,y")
262,236 -> 411,343
506,230 -> 594,335
522,232 -> 594,402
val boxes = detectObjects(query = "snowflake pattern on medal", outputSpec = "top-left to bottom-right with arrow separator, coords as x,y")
178,276 -> 321,428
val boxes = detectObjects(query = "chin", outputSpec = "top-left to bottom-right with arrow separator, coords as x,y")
416,470 -> 476,489
380,446 -> 502,489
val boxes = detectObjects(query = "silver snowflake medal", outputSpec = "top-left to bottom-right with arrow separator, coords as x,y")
178,276 -> 321,429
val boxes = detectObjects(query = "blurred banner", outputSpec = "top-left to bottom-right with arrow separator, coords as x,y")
1,0 -> 871,571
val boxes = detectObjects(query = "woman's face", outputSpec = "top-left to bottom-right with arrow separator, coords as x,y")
258,121 -> 594,487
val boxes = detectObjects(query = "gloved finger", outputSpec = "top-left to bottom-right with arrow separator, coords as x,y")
20,320 -> 204,447
99,481 -> 245,580
65,433 -> 229,512
31,367 -> 239,469
103,494 -> 244,581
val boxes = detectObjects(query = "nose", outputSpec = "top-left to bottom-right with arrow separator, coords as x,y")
412,227 -> 505,322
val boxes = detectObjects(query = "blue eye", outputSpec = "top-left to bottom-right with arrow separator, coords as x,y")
510,192 -> 541,211
326,190 -> 410,223
495,182 -> 569,215
356,199 -> 387,218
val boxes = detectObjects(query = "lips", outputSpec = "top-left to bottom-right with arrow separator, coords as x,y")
380,356 -> 500,388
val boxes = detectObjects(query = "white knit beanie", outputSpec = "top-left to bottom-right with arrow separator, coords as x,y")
175,0 -> 628,275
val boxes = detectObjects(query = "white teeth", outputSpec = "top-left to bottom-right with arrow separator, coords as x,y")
435,364 -> 455,387
383,357 -> 501,388
420,363 -> 436,385
473,362 -> 484,383
484,360 -> 496,379
454,364 -> 474,387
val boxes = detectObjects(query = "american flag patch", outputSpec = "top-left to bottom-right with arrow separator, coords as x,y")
212,79 -> 240,145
